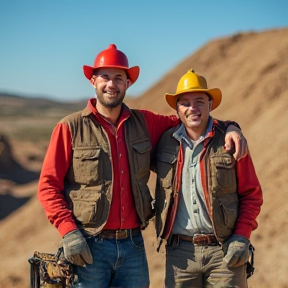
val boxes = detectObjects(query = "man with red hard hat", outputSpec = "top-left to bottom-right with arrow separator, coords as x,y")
38,45 -> 247,287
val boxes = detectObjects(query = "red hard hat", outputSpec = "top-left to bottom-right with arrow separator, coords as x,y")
83,44 -> 140,85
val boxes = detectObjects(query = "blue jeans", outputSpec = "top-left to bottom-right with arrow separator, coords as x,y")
74,232 -> 149,288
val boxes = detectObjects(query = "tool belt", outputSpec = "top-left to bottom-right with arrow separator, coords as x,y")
28,247 -> 76,288
177,234 -> 219,246
100,227 -> 141,240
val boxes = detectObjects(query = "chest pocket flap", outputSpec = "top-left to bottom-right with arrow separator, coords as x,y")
156,151 -> 177,188
210,154 -> 236,193
73,148 -> 102,185
212,155 -> 235,168
132,140 -> 151,154
132,139 -> 152,174
73,148 -> 101,160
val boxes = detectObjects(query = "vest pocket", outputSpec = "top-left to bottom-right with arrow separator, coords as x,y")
69,189 -> 109,227
132,139 -> 152,176
210,154 -> 237,193
72,148 -> 103,185
213,193 -> 238,237
156,151 -> 177,188
219,194 -> 238,229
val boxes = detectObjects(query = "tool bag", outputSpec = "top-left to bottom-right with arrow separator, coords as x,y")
28,247 -> 76,288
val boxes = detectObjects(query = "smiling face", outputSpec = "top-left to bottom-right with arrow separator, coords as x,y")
177,92 -> 212,140
90,67 -> 130,109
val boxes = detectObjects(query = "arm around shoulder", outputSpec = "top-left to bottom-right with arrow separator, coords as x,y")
224,121 -> 248,161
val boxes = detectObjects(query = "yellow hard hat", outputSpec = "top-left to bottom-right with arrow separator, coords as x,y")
165,69 -> 222,111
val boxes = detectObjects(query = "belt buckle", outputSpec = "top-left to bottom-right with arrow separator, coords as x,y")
193,234 -> 206,246
115,230 -> 128,239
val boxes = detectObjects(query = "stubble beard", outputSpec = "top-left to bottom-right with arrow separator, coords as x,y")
97,91 -> 126,109
179,113 -> 203,131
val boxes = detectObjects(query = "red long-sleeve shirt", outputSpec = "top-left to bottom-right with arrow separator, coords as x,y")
38,98 -> 179,237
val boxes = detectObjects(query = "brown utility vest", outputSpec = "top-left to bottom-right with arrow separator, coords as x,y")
61,106 -> 154,236
155,120 -> 238,244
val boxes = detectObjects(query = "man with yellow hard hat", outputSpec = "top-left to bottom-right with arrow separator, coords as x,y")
38,43 -> 247,288
155,69 -> 263,288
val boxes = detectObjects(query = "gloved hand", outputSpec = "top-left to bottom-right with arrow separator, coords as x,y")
62,230 -> 93,267
222,234 -> 250,267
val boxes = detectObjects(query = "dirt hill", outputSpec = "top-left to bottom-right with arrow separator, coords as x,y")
0,27 -> 287,288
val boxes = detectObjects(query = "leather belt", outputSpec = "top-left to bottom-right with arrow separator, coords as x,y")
101,227 -> 141,240
177,234 -> 219,246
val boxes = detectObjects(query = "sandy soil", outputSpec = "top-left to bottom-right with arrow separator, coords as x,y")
0,27 -> 288,288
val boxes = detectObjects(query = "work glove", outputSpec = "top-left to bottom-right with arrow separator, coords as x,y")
222,234 -> 250,267
62,230 -> 93,267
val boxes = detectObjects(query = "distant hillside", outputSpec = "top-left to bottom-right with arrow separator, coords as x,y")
0,93 -> 87,140
0,27 -> 288,288
0,92 -> 87,114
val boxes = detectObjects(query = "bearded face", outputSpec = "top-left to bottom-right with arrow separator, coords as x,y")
92,68 -> 129,109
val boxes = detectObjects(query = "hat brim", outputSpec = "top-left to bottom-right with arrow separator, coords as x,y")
83,65 -> 140,85
165,88 -> 222,111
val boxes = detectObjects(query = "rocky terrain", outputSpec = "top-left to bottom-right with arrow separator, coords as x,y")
0,27 -> 287,287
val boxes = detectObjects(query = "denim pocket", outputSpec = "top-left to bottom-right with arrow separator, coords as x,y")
130,233 -> 145,250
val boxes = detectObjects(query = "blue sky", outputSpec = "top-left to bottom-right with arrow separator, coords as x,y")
0,0 -> 287,102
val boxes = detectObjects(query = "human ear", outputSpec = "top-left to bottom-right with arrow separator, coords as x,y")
209,101 -> 213,111
126,79 -> 132,89
90,76 -> 96,88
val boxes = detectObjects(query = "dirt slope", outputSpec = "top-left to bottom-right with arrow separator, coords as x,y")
126,28 -> 288,288
0,27 -> 288,288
